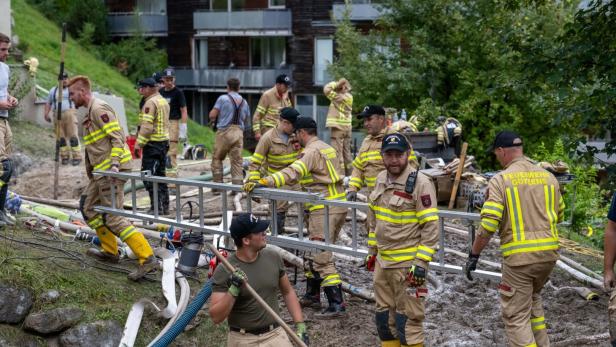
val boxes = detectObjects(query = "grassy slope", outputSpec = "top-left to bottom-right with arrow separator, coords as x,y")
12,0 -> 216,149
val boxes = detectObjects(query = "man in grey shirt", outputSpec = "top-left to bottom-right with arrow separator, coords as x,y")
208,77 -> 250,194
44,72 -> 82,165
0,32 -> 18,226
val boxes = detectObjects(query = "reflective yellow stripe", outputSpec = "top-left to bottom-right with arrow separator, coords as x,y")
267,152 -> 299,164
544,185 -> 557,238
367,231 -> 376,246
256,105 -> 266,114
101,120 -> 121,133
558,198 -> 565,222
417,207 -> 438,224
349,177 -> 363,189
378,247 -> 417,262
482,201 -> 504,218
299,176 -> 314,185
248,171 -> 261,180
352,156 -> 364,170
531,316 -> 546,331
370,204 -> 418,224
481,217 -> 499,232
137,135 -> 149,146
524,344 -> 538,347
119,225 -> 137,242
501,237 -> 559,257
140,113 -> 154,123
87,214 -> 104,229
262,120 -> 276,128
110,147 -> 124,157
291,161 -> 308,177
506,187 -> 525,242
271,172 -> 285,188
321,273 -> 342,287
251,152 -> 265,163
416,245 -> 436,262
94,159 -> 111,171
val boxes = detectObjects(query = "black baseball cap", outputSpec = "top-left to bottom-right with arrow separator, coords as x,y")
152,71 -> 163,83
487,130 -> 523,152
230,213 -> 270,240
381,133 -> 410,152
61,72 -> 69,79
280,107 -> 300,124
294,116 -> 317,130
163,67 -> 175,78
358,105 -> 386,119
275,74 -> 291,85
138,77 -> 157,88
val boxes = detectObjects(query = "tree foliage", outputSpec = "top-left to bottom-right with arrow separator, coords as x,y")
102,36 -> 168,85
330,0 -> 615,172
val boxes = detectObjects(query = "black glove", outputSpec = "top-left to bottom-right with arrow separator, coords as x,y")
406,265 -> 426,287
464,252 -> 480,281
346,190 -> 357,201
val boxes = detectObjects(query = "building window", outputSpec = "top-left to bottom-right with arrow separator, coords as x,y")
269,0 -> 286,8
251,37 -> 286,68
296,95 -> 314,120
314,37 -> 333,85
195,39 -> 208,69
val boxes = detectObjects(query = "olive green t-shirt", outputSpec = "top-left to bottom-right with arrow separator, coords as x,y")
212,247 -> 286,330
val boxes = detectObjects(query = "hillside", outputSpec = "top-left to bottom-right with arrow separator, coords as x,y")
11,0 -> 216,149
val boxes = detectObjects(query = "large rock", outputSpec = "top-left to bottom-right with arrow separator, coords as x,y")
59,320 -> 122,347
24,307 -> 84,334
0,283 -> 33,323
38,289 -> 61,303
0,325 -> 45,347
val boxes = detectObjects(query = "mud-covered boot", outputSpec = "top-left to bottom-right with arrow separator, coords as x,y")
299,275 -> 321,309
128,256 -> 158,281
86,248 -> 120,263
315,284 -> 347,319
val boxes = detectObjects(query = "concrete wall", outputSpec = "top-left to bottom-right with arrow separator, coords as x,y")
0,0 -> 11,39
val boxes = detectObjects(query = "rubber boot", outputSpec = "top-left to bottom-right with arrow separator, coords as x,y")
276,212 -> 286,233
300,273 -> 321,309
123,232 -> 154,263
91,226 -> 119,256
211,169 -> 223,195
381,341 -> 401,347
315,284 -> 347,319
0,185 -> 12,226
128,255 -> 158,281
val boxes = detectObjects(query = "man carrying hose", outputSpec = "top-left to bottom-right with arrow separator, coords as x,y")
210,213 -> 308,346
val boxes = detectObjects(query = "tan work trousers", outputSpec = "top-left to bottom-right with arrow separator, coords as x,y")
167,119 -> 179,179
56,109 -> 81,160
306,209 -> 347,280
500,261 -> 555,347
227,326 -> 292,347
0,119 -> 12,161
374,261 -> 425,345
212,125 -> 244,185
275,183 -> 300,212
81,177 -> 133,237
330,128 -> 352,176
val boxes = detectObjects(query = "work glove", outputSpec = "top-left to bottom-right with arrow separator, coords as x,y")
228,268 -> 247,297
179,123 -> 188,142
346,190 -> 357,202
296,322 -> 309,345
242,179 -> 267,193
365,254 -> 376,272
464,252 -> 480,281
406,265 -> 426,287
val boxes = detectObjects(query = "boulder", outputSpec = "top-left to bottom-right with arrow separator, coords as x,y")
0,324 -> 45,347
24,307 -> 84,334
59,320 -> 122,347
0,283 -> 33,323
38,289 -> 61,303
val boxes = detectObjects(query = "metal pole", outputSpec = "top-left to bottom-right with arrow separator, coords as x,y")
198,187 -> 204,227
52,23 -> 67,200
297,202 -> 303,241
175,183 -> 181,222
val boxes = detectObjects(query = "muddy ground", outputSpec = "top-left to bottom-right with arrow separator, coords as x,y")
10,156 -> 611,346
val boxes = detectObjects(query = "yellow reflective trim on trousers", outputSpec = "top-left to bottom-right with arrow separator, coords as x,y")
370,204 -> 419,224
506,187 -> 525,242
417,207 -> 438,224
544,185 -> 557,238
367,231 -> 376,246
481,217 -> 499,232
321,274 -> 341,287
531,316 -> 546,331
416,245 -> 436,262
378,247 -> 417,262
119,225 -> 137,242
501,237 -> 559,257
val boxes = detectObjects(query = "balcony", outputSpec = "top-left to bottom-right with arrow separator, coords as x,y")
107,13 -> 168,37
175,67 -> 292,91
332,3 -> 383,21
194,10 -> 292,36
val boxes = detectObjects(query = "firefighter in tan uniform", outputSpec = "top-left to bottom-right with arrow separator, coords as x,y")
247,107 -> 301,230
244,116 -> 348,319
324,78 -> 353,176
252,74 -> 292,141
68,75 -> 157,281
367,133 -> 439,347
436,116 -> 462,157
347,105 -> 418,251
465,131 -> 564,347
135,77 -> 170,214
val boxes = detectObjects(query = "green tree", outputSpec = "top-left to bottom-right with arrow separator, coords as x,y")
102,36 -> 167,84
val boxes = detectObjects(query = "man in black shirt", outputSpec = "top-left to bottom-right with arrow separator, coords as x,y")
159,68 -> 188,189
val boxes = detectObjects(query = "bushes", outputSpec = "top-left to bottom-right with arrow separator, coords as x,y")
101,36 -> 167,84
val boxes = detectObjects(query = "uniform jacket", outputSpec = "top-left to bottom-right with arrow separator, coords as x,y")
137,92 -> 170,146
324,81 -> 353,132
252,87 -> 291,133
477,156 -> 564,266
263,136 -> 346,214
83,97 -> 132,178
349,127 -> 418,192
368,164 -> 439,270
247,127 -> 301,181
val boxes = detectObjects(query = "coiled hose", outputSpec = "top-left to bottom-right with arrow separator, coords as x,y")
149,278 -> 213,347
